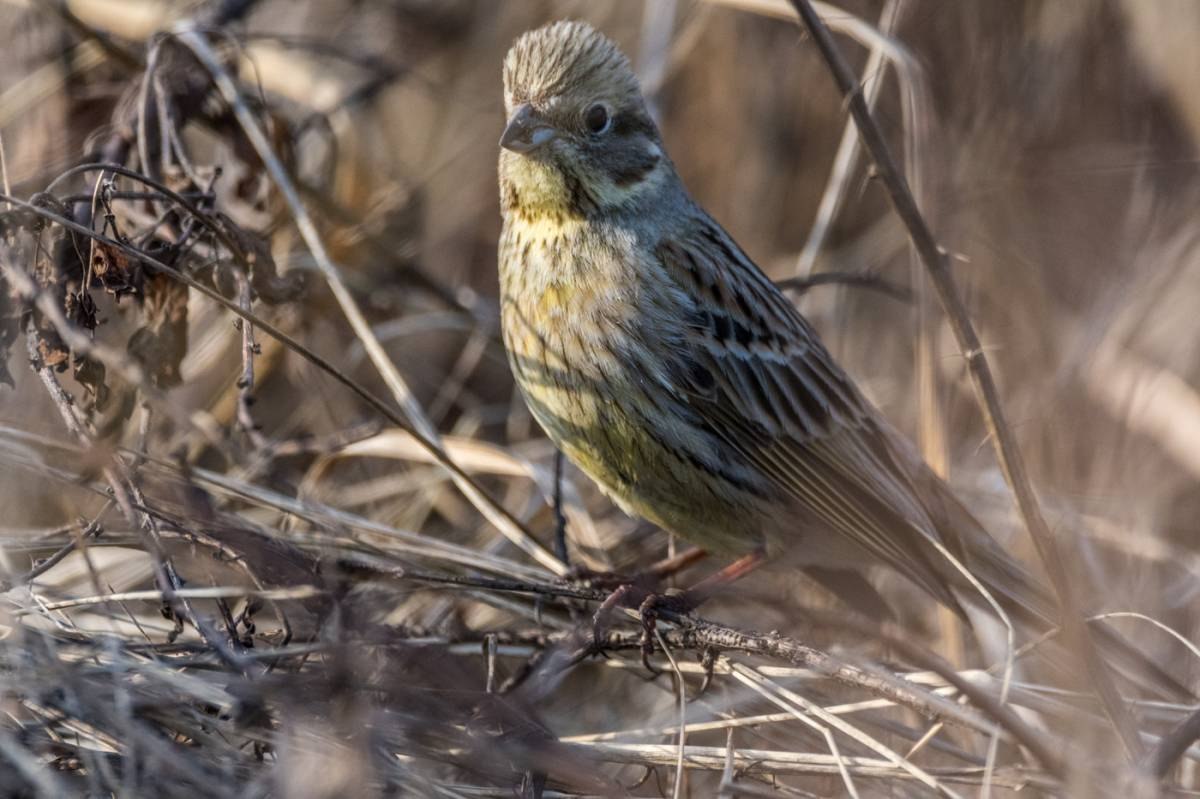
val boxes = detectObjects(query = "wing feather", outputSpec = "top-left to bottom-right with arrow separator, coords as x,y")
649,217 -> 1193,697
657,219 -> 963,611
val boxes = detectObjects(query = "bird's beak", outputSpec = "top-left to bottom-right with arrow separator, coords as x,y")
500,104 -> 557,154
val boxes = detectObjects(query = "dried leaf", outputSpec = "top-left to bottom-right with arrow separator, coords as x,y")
72,354 -> 110,411
127,272 -> 188,388
90,239 -> 142,299
36,331 -> 69,371
65,288 -> 99,331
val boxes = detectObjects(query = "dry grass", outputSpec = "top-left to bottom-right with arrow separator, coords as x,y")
1,0 -> 1199,796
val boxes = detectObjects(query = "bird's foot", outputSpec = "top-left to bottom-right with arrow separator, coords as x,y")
697,646 -> 720,696
573,550 -> 757,674
636,589 -> 701,674
590,584 -> 700,675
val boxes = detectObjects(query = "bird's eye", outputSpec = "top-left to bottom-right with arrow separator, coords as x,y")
583,103 -> 611,134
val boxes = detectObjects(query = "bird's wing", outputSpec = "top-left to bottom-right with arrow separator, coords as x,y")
654,223 -> 1198,699
654,221 -> 965,612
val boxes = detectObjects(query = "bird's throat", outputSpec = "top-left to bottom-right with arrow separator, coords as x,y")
500,153 -> 584,223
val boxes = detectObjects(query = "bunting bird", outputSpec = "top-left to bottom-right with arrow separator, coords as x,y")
495,19 -> 1182,696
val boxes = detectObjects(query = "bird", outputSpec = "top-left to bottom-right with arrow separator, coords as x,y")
494,19 -> 1182,692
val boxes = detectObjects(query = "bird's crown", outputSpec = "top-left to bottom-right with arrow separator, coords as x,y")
503,20 -> 639,110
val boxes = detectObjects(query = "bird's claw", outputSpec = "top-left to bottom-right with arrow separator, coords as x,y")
638,594 -> 661,676
697,646 -> 719,696
586,585 -> 700,676
632,590 -> 698,675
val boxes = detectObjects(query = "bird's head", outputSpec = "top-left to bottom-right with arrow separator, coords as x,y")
499,20 -> 671,220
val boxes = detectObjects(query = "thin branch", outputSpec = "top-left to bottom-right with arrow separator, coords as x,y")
560,740 -> 1051,789
794,0 -> 903,276
19,585 -> 325,614
775,271 -> 912,302
233,269 -> 267,449
0,506 -> 111,591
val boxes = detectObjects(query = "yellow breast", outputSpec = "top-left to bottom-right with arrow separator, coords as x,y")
498,214 -> 766,555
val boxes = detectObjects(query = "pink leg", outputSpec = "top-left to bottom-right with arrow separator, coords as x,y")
589,549 -> 767,673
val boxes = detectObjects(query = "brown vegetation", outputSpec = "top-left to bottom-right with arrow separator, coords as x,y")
1,1 -> 1199,796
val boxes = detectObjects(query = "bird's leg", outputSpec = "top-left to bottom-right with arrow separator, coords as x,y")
590,583 -> 644,650
635,549 -> 766,672
566,546 -> 708,591
671,548 -> 766,605
572,549 -> 698,655
586,549 -> 766,673
644,546 -> 710,581
552,450 -> 569,566
574,556 -> 693,659
697,646 -> 720,696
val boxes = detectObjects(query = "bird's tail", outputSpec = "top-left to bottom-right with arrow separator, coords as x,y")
912,460 -> 1192,702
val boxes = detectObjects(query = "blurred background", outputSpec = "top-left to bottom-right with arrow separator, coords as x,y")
1,0 -> 1199,796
